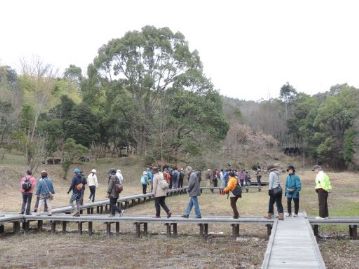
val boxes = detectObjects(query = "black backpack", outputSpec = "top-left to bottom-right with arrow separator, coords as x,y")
22,176 -> 32,192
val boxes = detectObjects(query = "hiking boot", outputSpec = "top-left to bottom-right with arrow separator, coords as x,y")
233,215 -> 239,219
264,213 -> 273,219
167,212 -> 172,218
278,213 -> 284,220
181,215 -> 189,218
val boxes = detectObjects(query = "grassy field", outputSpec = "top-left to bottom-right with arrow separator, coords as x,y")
0,153 -> 358,268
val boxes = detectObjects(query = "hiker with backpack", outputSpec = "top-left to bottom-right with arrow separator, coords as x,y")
87,169 -> 98,202
285,165 -> 302,217
152,166 -> 172,218
223,170 -> 242,219
33,176 -> 48,213
107,168 -> 124,217
265,164 -> 284,220
20,170 -> 36,215
67,168 -> 83,217
36,170 -> 55,216
182,166 -> 202,219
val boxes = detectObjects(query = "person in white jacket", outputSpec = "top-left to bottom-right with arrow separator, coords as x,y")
87,169 -> 98,202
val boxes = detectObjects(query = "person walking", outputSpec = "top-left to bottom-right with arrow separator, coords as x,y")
182,166 -> 202,218
223,171 -> 242,219
285,165 -> 302,217
238,169 -> 246,187
67,168 -> 83,217
152,167 -> 172,218
140,171 -> 149,194
87,169 -> 98,202
107,168 -> 123,216
33,176 -> 48,213
265,164 -> 284,220
313,165 -> 332,219
36,170 -> 55,216
20,170 -> 36,215
256,168 -> 262,191
178,168 -> 185,188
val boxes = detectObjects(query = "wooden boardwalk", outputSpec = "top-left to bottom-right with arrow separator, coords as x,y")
262,213 -> 326,269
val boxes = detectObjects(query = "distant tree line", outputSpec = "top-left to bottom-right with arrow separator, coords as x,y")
0,26 -> 229,176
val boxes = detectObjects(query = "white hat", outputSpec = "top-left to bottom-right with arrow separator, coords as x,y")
117,169 -> 122,174
91,169 -> 96,173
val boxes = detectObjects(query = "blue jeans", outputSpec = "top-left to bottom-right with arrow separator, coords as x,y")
184,196 -> 201,217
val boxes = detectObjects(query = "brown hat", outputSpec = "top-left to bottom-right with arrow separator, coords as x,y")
267,163 -> 280,171
312,165 -> 322,171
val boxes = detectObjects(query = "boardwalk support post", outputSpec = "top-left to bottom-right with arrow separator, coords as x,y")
106,222 -> 111,236
232,224 -> 240,237
172,223 -> 178,236
78,222 -> 83,234
88,222 -> 93,236
37,220 -> 43,231
0,224 -> 4,234
313,224 -> 319,237
349,225 -> 357,240
51,221 -> 56,233
116,222 -> 120,235
165,223 -> 171,236
62,222 -> 67,233
13,221 -> 20,233
135,222 -> 141,237
266,224 -> 272,238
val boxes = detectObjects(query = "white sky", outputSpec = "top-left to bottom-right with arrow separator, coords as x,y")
1,0 -> 359,100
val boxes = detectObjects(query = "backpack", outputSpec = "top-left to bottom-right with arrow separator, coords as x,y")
111,175 -> 123,194
158,173 -> 169,190
75,183 -> 83,191
22,176 -> 32,192
232,184 -> 242,197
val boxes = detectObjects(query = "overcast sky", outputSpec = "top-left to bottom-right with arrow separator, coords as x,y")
1,0 -> 358,100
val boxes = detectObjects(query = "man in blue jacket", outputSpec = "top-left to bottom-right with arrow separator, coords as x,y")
36,170 -> 55,216
285,165 -> 302,217
67,168 -> 83,217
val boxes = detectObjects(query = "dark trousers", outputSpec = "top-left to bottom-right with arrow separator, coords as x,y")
142,184 -> 147,194
179,177 -> 184,188
88,186 -> 96,202
257,176 -> 262,185
230,196 -> 240,218
155,196 -> 170,217
110,197 -> 122,215
287,197 -> 299,215
317,189 -> 329,218
21,193 -> 33,214
34,196 -> 47,212
268,191 -> 284,214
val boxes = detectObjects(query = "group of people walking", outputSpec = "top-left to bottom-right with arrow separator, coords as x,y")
19,163 -> 332,220
19,167 -> 124,217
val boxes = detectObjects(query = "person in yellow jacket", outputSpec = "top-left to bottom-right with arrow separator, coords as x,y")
313,165 -> 332,219
223,171 -> 242,219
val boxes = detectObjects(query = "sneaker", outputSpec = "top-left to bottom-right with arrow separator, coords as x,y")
293,214 -> 298,217
315,216 -> 325,220
196,216 -> 202,219
181,215 -> 189,218
167,212 -> 172,218
233,215 -> 239,219
286,213 -> 292,217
